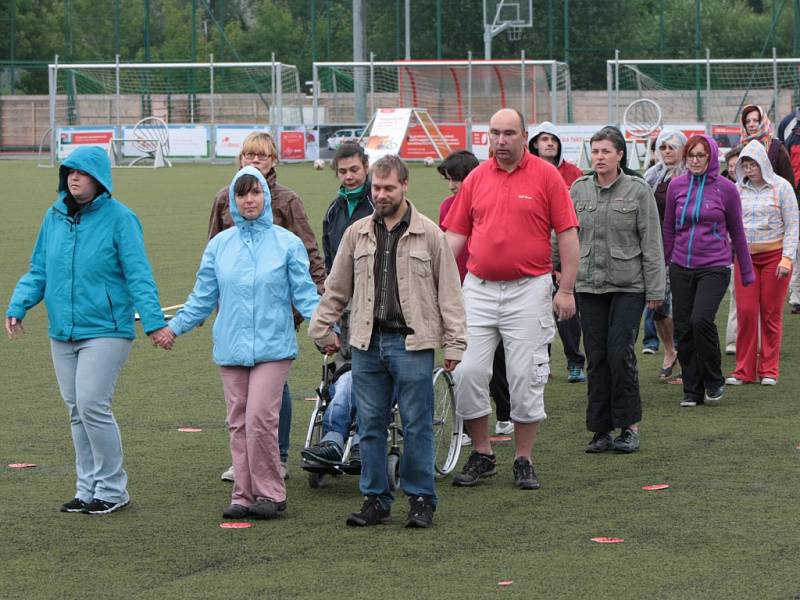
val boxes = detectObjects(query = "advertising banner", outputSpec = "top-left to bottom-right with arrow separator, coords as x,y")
121,124 -> 209,158
280,128 -> 307,160
215,125 -> 271,157
57,126 -> 116,160
711,125 -> 741,153
364,108 -> 412,164
400,124 -> 467,159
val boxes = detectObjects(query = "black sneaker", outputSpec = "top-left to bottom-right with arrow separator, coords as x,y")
60,498 -> 88,513
512,457 -> 540,490
301,441 -> 343,465
452,451 -> 497,487
704,386 -> 724,406
613,428 -> 640,453
346,495 -> 391,527
585,431 -> 613,453
249,497 -> 287,519
405,495 -> 435,528
222,503 -> 250,519
83,498 -> 130,515
347,444 -> 361,467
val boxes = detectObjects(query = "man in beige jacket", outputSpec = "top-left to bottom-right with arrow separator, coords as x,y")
309,155 -> 466,530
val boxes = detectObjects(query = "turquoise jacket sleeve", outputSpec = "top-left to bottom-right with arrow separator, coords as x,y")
115,211 -> 167,334
168,241 -> 220,336
6,218 -> 48,320
287,239 -> 320,321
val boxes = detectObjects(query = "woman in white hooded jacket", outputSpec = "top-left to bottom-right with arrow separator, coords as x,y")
726,140 -> 799,386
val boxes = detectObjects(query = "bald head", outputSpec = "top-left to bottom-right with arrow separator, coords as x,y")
489,108 -> 528,169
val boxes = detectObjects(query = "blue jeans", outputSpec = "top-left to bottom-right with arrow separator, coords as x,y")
321,370 -> 358,451
642,307 -> 659,351
352,331 -> 436,509
50,337 -> 133,504
278,383 -> 291,463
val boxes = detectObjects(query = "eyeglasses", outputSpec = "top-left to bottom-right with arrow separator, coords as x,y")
243,152 -> 273,161
686,153 -> 709,162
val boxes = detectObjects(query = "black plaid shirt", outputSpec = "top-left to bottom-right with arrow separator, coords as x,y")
372,204 -> 413,333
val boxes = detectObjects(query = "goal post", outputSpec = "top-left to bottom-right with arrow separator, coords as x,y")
607,53 -> 800,127
312,58 -> 571,130
46,58 -> 303,165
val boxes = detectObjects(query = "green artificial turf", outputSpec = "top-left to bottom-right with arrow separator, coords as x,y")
1,161 -> 799,599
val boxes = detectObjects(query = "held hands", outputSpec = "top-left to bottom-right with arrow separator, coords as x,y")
646,299 -> 664,310
150,326 -> 176,350
5,317 -> 24,340
443,359 -> 460,372
322,334 -> 341,356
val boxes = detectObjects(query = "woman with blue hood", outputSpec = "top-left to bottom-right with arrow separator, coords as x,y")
663,135 -> 754,408
6,145 -> 171,515
165,166 -> 319,520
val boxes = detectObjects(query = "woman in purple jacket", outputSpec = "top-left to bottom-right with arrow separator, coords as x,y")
663,135 -> 754,408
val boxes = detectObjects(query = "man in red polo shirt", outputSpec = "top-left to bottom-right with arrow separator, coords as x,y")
443,108 -> 579,490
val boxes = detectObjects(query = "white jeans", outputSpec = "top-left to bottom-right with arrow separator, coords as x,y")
454,273 -> 555,423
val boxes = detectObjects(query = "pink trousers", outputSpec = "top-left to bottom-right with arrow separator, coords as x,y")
219,360 -> 292,506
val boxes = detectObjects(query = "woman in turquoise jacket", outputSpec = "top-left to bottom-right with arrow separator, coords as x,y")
6,145 -> 170,515
166,166 -> 319,520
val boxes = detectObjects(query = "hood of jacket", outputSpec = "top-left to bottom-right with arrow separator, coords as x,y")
736,139 -> 779,188
228,166 -> 273,230
687,134 -> 722,182
644,129 -> 688,189
528,121 -> 563,166
58,145 -> 113,198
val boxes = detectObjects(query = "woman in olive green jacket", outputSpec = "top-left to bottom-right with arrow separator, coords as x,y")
570,127 -> 665,455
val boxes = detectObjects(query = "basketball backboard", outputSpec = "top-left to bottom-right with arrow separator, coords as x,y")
483,0 -> 533,30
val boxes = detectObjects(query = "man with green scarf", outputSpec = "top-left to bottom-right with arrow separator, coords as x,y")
323,143 -> 375,272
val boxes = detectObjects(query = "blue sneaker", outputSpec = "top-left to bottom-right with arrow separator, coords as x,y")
567,365 -> 586,383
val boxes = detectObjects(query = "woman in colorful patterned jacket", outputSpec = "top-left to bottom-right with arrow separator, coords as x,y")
726,140 -> 798,386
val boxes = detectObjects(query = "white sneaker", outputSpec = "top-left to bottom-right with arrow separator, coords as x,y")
221,465 -> 234,482
280,461 -> 290,480
460,433 -> 472,447
761,377 -> 777,386
725,376 -> 744,385
725,344 -> 736,355
642,347 -> 656,355
495,420 -> 514,435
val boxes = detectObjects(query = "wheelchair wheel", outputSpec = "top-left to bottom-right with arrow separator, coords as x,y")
432,367 -> 462,477
308,471 -> 328,489
387,452 -> 400,491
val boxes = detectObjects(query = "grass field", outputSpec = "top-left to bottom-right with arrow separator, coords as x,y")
1,160 -> 799,600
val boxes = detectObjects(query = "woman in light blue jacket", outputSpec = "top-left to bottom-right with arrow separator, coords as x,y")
6,145 -> 170,515
166,166 -> 319,520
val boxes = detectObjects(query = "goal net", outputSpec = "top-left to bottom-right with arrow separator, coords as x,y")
52,61 -> 304,128
315,60 -> 571,125
611,58 -> 800,125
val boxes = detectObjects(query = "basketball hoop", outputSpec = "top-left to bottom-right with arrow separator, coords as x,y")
622,98 -> 663,139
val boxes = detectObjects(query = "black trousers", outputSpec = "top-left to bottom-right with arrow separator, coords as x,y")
557,312 -> 585,368
489,345 -> 511,422
579,292 -> 645,432
669,264 -> 730,401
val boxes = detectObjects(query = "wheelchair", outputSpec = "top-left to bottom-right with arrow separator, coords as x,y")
301,354 -> 463,489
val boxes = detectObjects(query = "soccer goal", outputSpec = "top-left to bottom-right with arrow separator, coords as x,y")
312,57 -> 571,129
45,57 -> 304,165
607,52 -> 800,126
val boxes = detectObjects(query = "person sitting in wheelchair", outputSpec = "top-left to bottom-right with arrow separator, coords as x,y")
301,361 -> 359,467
